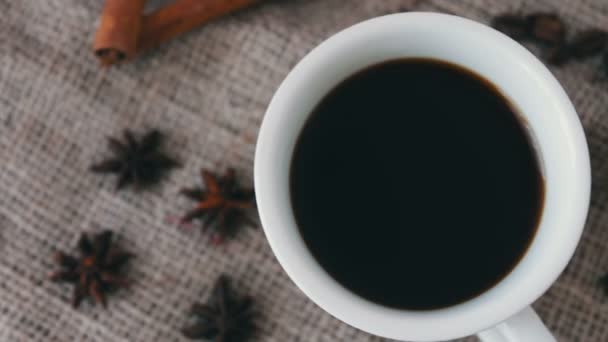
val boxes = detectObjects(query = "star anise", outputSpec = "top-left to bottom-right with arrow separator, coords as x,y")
178,168 -> 255,243
49,230 -> 132,308
492,12 -> 566,45
183,275 -> 254,342
492,12 -> 608,79
91,129 -> 179,190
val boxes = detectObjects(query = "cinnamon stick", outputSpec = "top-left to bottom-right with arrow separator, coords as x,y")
93,0 -> 148,66
138,0 -> 259,53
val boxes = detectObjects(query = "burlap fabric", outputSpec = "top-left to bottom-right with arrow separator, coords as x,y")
1,0 -> 607,341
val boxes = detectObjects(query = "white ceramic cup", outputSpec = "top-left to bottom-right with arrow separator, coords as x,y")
254,12 -> 591,342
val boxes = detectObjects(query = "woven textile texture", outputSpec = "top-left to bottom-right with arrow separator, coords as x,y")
1,0 -> 608,341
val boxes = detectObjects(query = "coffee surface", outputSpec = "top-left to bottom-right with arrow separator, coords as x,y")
290,59 -> 545,310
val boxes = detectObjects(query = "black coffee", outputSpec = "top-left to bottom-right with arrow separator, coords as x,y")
290,59 -> 544,310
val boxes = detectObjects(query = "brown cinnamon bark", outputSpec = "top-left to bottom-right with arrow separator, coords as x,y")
93,0 -> 148,66
138,0 -> 259,53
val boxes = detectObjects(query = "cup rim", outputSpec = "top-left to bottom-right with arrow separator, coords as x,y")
254,12 -> 591,341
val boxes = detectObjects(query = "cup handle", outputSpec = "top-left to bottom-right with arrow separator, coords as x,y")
477,306 -> 556,342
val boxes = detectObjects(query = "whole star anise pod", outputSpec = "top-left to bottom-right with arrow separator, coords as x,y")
91,129 -> 179,190
183,275 -> 254,342
178,168 -> 255,244
492,13 -> 566,45
49,230 -> 132,308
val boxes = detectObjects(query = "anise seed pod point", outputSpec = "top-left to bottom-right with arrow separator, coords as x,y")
527,13 -> 566,45
491,14 -> 529,40
600,273 -> 608,295
546,44 -> 572,66
603,50 -> 608,77
569,29 -> 608,59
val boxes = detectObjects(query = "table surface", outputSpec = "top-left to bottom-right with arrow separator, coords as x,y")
1,0 -> 608,341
